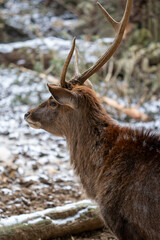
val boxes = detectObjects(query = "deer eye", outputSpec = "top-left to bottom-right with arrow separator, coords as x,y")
50,100 -> 57,107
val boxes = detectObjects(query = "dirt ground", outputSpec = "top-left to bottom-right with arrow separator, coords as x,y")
0,155 -> 115,240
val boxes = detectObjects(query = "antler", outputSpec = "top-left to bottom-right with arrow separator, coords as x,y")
60,0 -> 132,88
60,37 -> 76,88
72,0 -> 133,85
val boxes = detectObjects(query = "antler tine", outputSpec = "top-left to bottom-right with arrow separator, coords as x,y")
74,47 -> 80,76
97,2 -> 120,33
74,0 -> 133,85
60,37 -> 76,88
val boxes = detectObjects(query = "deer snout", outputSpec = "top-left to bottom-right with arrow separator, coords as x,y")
24,112 -> 30,120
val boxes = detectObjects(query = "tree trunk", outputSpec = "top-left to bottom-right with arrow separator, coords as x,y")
0,200 -> 104,240
127,0 -> 160,42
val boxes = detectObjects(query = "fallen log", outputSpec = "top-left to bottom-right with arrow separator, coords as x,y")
102,96 -> 151,122
0,200 -> 104,240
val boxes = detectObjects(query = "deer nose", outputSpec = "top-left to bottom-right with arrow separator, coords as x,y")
24,112 -> 30,120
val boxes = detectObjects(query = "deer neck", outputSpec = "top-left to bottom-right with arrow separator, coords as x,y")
65,104 -> 117,199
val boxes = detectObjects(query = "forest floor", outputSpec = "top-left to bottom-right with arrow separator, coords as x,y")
0,1 -> 159,240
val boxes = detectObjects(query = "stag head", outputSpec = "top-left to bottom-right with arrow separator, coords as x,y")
25,0 -> 133,136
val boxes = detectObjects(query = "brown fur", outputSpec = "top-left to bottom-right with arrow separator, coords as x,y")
25,85 -> 160,240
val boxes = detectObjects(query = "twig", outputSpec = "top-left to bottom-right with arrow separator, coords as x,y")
10,64 -> 59,84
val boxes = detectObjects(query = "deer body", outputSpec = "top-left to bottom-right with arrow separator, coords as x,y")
24,1 -> 160,239
63,87 -> 160,240
25,85 -> 160,240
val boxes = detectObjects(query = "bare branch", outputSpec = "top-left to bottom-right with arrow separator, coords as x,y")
74,47 -> 80,76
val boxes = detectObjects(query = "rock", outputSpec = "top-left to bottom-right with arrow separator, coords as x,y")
0,146 -> 12,163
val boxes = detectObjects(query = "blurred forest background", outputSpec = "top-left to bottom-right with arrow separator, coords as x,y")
0,0 -> 159,240
0,0 -> 160,106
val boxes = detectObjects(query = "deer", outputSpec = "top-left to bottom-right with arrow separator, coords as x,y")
24,0 -> 160,239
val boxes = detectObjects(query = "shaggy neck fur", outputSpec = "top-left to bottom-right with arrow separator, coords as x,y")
65,87 -> 117,198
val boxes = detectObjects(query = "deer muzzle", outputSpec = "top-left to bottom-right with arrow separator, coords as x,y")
24,112 -> 41,129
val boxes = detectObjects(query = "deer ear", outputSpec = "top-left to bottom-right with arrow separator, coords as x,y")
47,84 -> 78,109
